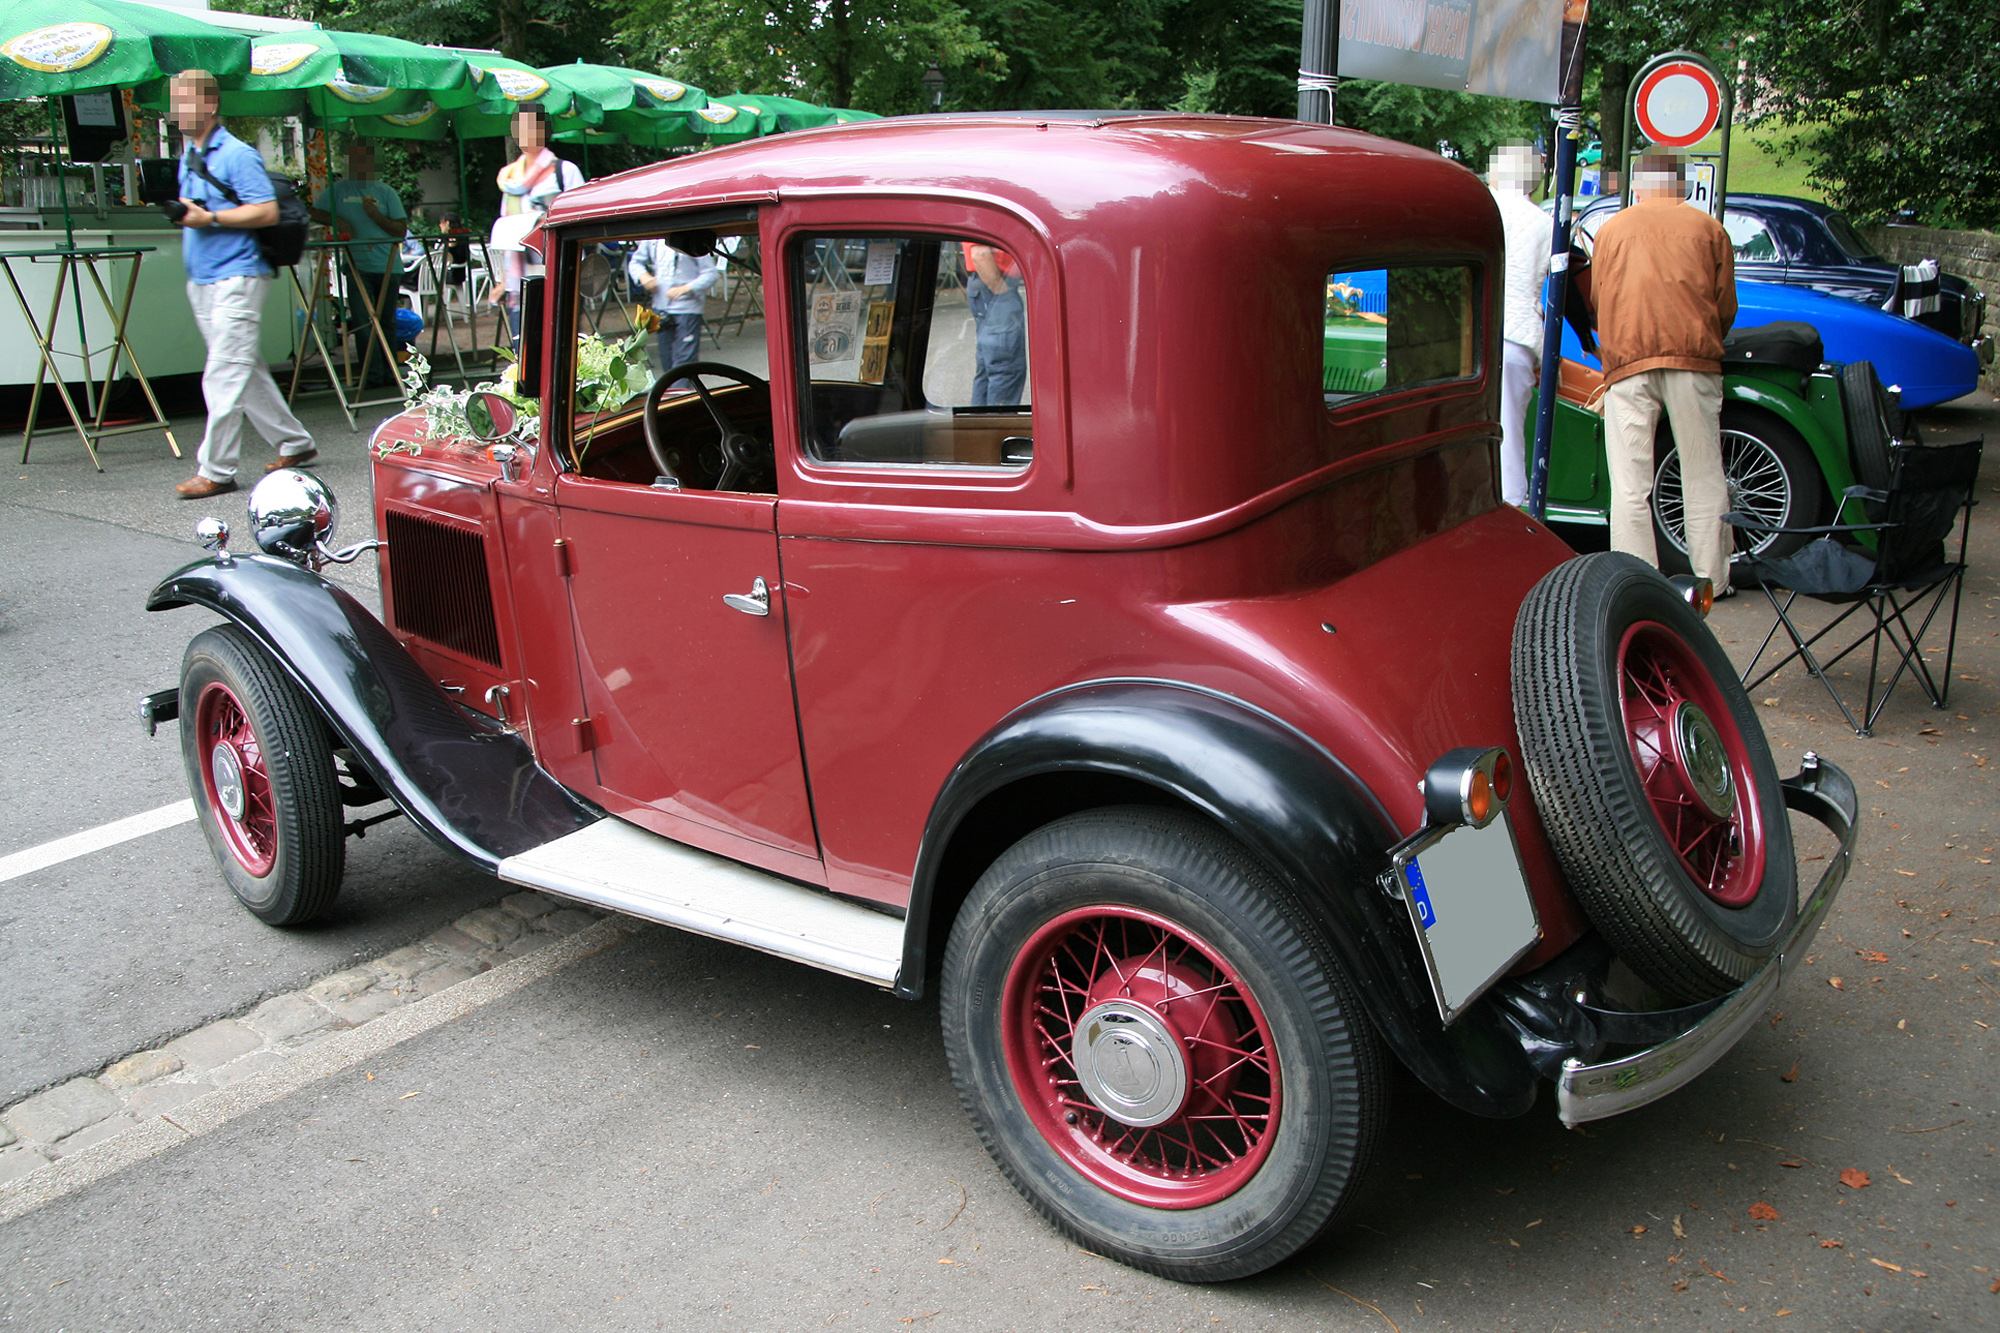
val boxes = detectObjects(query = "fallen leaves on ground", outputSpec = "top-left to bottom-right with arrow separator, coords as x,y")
1841,1168 -> 1871,1189
1698,1259 -> 1734,1283
1748,1202 -> 1779,1221
1629,1225 -> 1647,1235
1781,1062 -> 1799,1082
1672,1216 -> 1686,1239
1871,1259 -> 1903,1272
1822,1240 -> 1844,1248
1860,950 -> 1890,962
1830,977 -> 1846,990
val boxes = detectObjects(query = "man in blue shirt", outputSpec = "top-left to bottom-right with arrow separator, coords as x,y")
310,141 -> 407,389
628,235 -> 719,382
170,69 -> 317,499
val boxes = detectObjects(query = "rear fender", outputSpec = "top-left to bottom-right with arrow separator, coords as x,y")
1726,376 -> 1858,514
148,553 -> 600,872
903,679 -> 1541,1119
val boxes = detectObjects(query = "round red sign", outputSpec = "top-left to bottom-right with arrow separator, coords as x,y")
1634,61 -> 1722,148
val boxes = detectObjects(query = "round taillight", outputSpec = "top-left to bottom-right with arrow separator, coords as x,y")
1491,749 -> 1513,803
1467,768 -> 1493,825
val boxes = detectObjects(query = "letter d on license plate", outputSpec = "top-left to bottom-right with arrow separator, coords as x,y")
1393,812 -> 1541,1024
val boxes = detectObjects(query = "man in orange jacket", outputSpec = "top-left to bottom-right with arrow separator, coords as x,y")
1590,152 -> 1737,591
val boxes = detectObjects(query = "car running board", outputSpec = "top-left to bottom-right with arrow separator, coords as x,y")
496,819 -> 905,988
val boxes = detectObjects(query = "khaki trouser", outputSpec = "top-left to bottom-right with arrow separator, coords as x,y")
1604,368 -> 1730,590
188,275 -> 315,481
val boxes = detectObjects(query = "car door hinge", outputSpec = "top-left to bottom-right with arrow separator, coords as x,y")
572,716 -> 595,753
553,537 -> 572,578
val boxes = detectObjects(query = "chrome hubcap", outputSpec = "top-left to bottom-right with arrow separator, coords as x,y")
1672,702 -> 1734,818
1070,1000 -> 1189,1128
210,741 -> 247,820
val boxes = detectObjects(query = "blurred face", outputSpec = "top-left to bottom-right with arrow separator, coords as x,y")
169,75 -> 219,138
346,144 -> 376,179
1489,147 -> 1541,192
513,110 -> 547,153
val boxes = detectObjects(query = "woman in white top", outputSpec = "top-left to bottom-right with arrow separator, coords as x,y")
491,104 -> 585,340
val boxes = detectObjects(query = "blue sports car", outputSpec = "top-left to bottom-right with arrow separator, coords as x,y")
1560,277 -> 1981,409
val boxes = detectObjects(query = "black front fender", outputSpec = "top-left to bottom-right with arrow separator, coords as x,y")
903,679 -> 1541,1119
149,554 -> 599,873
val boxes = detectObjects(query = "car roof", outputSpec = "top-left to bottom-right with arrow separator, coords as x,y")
549,112 -> 1488,258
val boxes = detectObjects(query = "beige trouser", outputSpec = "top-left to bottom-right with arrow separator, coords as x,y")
188,275 -> 315,481
1604,368 -> 1731,590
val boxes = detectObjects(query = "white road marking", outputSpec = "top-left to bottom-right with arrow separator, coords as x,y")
0,800 -> 198,886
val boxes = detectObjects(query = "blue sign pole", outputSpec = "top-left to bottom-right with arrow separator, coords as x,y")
1525,105 -> 1581,521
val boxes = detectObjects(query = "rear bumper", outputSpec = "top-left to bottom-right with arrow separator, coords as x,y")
1554,755 -> 1858,1126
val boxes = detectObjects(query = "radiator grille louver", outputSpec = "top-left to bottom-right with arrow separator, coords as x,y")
384,510 -> 504,669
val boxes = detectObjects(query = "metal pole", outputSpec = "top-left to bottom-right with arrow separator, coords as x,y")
1525,104 -> 1581,520
1297,0 -> 1339,124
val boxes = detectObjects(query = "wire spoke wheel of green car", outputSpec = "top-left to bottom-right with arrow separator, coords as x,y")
1653,406 -> 1825,575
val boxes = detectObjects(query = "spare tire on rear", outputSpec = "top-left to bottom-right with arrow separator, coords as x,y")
1511,553 -> 1795,1002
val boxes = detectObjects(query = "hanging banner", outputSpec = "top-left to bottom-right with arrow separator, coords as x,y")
1338,0 -> 1565,103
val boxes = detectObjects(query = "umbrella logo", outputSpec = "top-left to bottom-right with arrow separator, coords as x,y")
636,78 -> 687,104
251,42 -> 321,76
483,67 -> 550,100
382,101 -> 439,127
325,70 -> 396,103
697,104 -> 738,124
3,22 -> 114,73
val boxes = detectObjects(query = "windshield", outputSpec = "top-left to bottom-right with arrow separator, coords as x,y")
1822,211 -> 1886,263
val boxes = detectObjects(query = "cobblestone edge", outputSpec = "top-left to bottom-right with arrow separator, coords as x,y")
0,892 -> 605,1188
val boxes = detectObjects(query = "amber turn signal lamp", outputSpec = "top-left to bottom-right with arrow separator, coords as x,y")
1422,746 -> 1513,830
1668,574 -> 1714,618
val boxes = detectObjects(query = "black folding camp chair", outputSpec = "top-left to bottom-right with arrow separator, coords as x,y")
1729,437 -> 1983,737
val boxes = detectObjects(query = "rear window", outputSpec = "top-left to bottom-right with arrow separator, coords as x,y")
1324,264 -> 1478,404
1822,211 -> 1886,263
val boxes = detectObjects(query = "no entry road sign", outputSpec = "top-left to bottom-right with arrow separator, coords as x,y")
1634,59 -> 1722,148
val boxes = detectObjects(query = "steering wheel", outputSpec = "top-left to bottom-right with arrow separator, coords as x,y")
642,361 -> 773,492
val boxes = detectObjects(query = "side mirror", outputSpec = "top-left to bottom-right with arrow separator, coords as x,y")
464,391 -> 518,441
518,275 -> 544,399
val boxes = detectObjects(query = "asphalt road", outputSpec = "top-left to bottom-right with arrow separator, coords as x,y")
1,388 -> 1997,1331
0,401 -> 501,1104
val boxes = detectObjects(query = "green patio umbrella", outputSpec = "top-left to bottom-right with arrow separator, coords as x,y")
133,30 -> 472,121
540,63 -> 717,149
829,107 -> 882,124
708,94 -> 839,135
0,0 -> 249,99
440,49 -> 607,139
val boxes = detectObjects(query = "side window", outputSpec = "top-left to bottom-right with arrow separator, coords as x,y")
1323,264 -> 1477,405
1724,210 -> 1780,263
796,234 -> 1032,470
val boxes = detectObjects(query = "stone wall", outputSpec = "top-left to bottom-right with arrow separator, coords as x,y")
1862,223 -> 1999,390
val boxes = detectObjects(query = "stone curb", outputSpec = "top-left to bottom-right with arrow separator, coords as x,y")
0,913 -> 643,1224
0,891 -> 612,1193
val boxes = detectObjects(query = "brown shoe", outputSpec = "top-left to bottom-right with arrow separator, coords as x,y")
175,475 -> 238,499
266,449 -> 318,472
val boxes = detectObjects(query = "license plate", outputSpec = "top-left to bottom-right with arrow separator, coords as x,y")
1391,812 -> 1542,1024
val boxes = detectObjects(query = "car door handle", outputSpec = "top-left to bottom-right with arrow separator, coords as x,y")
723,576 -> 771,616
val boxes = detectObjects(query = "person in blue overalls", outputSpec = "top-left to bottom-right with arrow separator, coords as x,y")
962,242 -> 1026,406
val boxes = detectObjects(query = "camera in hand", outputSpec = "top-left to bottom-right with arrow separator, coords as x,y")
158,198 -> 190,223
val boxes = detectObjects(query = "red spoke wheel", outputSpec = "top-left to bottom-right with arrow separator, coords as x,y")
1005,906 -> 1281,1208
194,681 -> 279,878
179,626 -> 346,925
1617,623 -> 1768,908
942,807 -> 1384,1281
1513,553 -> 1796,1003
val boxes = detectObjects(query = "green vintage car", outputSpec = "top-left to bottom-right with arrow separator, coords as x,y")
1536,322 -> 1895,571
1323,295 -> 1896,572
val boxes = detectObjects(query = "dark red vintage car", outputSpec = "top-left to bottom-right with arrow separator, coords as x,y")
146,113 -> 1856,1281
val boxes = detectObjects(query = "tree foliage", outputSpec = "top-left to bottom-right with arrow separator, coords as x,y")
1749,2 -> 1999,228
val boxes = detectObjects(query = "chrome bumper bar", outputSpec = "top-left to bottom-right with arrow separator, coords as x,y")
1555,754 -> 1858,1126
